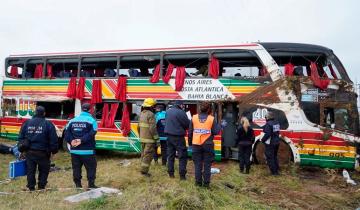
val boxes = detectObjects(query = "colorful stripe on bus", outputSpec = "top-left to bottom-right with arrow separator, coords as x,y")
2,78 -> 261,100
1,116 -> 355,168
0,117 -> 223,161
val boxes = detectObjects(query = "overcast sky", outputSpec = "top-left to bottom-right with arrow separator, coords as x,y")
0,0 -> 359,82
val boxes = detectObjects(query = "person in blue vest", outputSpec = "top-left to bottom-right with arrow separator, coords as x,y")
261,111 -> 281,175
18,106 -> 58,191
153,104 -> 167,165
65,103 -> 98,188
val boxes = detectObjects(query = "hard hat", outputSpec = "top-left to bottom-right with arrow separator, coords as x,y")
142,98 -> 157,107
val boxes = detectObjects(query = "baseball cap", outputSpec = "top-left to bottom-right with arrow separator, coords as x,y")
81,103 -> 91,112
35,106 -> 45,116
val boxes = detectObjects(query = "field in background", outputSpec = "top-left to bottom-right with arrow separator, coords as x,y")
0,138 -> 360,210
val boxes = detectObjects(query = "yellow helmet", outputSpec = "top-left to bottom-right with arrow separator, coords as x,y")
142,98 -> 157,107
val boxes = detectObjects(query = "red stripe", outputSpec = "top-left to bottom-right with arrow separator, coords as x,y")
291,139 -> 347,147
105,80 -> 117,93
10,44 -> 259,57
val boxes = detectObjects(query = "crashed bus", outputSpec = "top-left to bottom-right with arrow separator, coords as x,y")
0,43 -> 359,169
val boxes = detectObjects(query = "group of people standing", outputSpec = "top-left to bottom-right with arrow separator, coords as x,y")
18,103 -> 98,191
16,99 -> 281,191
138,98 -> 282,188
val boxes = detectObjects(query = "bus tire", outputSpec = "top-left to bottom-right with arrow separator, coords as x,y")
253,139 -> 293,165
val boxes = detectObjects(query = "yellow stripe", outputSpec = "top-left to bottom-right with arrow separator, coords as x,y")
298,150 -> 355,158
101,81 -> 114,98
298,144 -> 356,152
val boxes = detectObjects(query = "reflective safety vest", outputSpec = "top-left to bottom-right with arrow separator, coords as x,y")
192,114 -> 214,145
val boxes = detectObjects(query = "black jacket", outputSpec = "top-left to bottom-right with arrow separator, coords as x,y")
261,119 -> 280,145
18,116 -> 58,154
236,126 -> 255,146
164,105 -> 190,136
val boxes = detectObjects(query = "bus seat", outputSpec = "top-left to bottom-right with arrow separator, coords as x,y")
104,68 -> 116,77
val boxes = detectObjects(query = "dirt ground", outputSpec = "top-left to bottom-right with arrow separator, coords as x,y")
1,138 -> 360,210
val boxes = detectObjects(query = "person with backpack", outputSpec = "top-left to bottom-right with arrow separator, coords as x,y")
18,106 -> 58,191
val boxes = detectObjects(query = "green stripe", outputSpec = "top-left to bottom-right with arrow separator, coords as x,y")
0,133 -> 19,139
300,154 -> 355,169
85,80 -> 93,92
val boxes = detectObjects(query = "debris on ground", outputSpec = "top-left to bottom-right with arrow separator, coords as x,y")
64,187 -> 122,203
342,169 -> 357,186
211,168 -> 220,174
118,159 -> 131,167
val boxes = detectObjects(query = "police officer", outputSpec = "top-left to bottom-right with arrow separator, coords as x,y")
153,104 -> 167,165
261,111 -> 281,175
188,102 -> 220,187
138,98 -> 159,177
18,106 -> 58,191
65,103 -> 98,188
165,101 -> 190,180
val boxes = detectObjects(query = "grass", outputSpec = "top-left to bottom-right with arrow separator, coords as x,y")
1,138 -> 360,210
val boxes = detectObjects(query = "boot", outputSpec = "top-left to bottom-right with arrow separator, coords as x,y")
180,175 -> 186,181
88,181 -> 98,189
245,166 -> 250,174
75,182 -> 82,188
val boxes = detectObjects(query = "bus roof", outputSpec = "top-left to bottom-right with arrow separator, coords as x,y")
8,43 -> 260,57
8,42 -> 334,58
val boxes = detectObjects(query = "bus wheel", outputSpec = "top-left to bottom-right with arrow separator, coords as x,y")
253,139 -> 293,165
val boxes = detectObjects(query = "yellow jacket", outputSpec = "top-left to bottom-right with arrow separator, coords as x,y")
138,110 -> 159,143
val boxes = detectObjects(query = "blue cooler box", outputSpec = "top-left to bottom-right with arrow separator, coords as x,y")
9,160 -> 27,179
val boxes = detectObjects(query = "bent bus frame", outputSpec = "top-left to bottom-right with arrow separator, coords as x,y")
1,43 -> 359,168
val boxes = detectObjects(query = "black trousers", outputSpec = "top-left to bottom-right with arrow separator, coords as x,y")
167,135 -> 187,177
153,140 -> 168,165
238,144 -> 252,171
192,143 -> 214,185
26,150 -> 50,190
71,154 -> 97,185
265,144 -> 280,175
0,144 -> 12,154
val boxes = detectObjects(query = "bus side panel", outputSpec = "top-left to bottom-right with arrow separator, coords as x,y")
284,131 -> 356,169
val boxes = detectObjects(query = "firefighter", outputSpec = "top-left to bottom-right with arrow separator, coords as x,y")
261,111 -> 281,175
18,106 -> 58,191
65,103 -> 98,188
164,101 -> 190,180
138,98 -> 159,177
188,102 -> 221,187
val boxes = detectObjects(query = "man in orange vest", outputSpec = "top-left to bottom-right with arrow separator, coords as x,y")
188,102 -> 221,187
